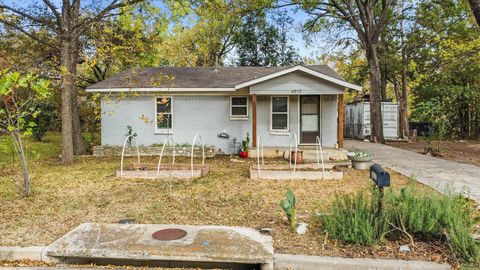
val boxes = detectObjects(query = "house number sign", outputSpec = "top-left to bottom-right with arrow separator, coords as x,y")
291,89 -> 302,94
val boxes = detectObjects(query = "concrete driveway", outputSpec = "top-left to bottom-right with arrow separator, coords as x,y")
345,140 -> 480,204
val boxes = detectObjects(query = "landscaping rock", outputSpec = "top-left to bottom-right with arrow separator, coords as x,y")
296,223 -> 308,235
399,245 -> 411,253
260,228 -> 273,235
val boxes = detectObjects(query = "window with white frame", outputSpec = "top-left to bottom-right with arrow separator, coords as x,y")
271,96 -> 289,131
156,97 -> 172,132
230,96 -> 248,119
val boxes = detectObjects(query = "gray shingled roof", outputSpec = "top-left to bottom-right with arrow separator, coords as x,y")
87,65 -> 345,90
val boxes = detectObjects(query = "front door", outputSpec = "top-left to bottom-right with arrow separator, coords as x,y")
300,96 -> 320,144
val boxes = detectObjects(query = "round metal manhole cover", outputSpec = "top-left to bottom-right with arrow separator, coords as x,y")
152,228 -> 187,241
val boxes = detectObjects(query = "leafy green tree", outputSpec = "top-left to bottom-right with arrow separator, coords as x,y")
0,0 -> 145,164
409,0 -> 480,138
234,11 -> 300,67
0,69 -> 51,196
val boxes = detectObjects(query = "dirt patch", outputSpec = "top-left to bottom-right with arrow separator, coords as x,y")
387,140 -> 480,167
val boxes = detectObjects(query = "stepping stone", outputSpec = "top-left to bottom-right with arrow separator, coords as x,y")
46,223 -> 273,270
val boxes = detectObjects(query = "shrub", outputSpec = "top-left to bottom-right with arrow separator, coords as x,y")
24,101 -> 57,141
321,182 -> 479,262
384,184 -> 479,262
323,190 -> 387,245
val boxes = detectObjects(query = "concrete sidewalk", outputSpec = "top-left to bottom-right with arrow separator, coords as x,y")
345,140 -> 480,204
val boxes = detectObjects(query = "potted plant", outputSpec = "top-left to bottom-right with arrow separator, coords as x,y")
290,150 -> 304,164
347,149 -> 373,170
239,133 -> 250,158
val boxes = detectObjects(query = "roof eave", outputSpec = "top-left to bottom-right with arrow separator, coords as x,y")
85,87 -> 237,93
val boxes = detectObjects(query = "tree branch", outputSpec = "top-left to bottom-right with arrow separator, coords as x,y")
0,3 -> 56,32
41,0 -> 62,28
0,18 -> 55,48
74,0 -> 144,34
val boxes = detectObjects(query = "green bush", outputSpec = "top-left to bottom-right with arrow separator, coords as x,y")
24,101 -> 58,141
384,185 -> 479,262
323,190 -> 387,245
321,183 -> 479,262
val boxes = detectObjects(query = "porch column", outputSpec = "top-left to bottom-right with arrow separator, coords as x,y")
338,94 -> 344,148
252,94 -> 257,147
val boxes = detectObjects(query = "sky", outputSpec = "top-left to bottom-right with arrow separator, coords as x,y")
3,0 -> 328,59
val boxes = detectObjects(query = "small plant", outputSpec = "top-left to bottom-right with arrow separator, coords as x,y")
0,69 -> 51,196
350,149 -> 372,158
347,149 -> 374,170
280,190 -> 296,230
241,133 -> 250,152
239,133 -> 250,158
125,125 -> 137,147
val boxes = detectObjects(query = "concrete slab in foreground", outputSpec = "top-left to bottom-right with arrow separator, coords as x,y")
274,254 -> 451,270
45,223 -> 273,268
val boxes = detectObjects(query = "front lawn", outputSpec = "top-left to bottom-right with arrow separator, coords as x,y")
0,133 -> 458,265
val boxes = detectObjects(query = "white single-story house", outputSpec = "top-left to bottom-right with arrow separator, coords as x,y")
87,65 -> 361,154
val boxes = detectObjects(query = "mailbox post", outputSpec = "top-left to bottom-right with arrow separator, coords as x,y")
370,164 -> 390,215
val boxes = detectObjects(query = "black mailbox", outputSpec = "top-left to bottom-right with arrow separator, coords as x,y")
370,164 -> 390,188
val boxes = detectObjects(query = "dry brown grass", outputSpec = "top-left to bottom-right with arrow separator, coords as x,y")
0,134 -> 452,264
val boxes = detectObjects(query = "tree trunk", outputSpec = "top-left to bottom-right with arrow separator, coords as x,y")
469,0 -> 480,26
400,51 -> 410,138
11,132 -> 30,196
366,44 -> 384,143
393,77 -> 409,139
60,0 -> 83,162
60,38 -> 75,164
380,66 -> 387,101
72,91 -> 85,155
71,43 -> 85,155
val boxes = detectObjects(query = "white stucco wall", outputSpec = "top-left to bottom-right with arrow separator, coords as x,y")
100,93 -> 340,153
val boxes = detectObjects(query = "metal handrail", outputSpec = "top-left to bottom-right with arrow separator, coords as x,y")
191,134 -> 205,177
156,136 -> 176,179
120,135 -> 140,178
316,136 -> 326,180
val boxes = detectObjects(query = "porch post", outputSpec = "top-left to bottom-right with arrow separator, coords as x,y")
252,94 -> 257,147
338,94 -> 344,148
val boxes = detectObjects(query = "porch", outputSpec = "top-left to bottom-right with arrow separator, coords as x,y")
249,94 -> 345,149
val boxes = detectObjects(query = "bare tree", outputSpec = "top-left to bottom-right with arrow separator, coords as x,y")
0,0 -> 144,164
301,0 -> 397,142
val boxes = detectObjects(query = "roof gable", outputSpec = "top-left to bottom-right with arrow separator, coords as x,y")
235,66 -> 361,91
